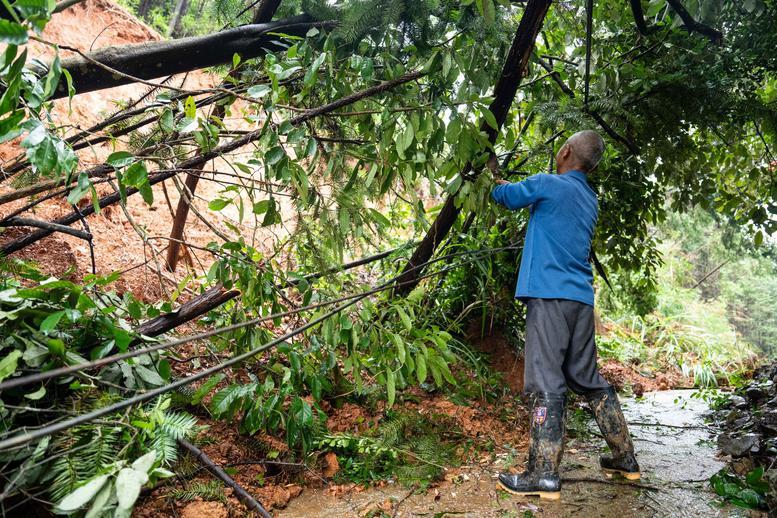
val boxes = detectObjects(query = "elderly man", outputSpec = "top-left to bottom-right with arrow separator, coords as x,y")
491,130 -> 639,500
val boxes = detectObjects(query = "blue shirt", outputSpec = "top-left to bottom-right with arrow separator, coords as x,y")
491,170 -> 598,306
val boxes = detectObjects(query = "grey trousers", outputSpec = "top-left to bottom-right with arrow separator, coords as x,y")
523,298 -> 611,395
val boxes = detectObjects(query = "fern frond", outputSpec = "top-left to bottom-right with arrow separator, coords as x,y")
170,480 -> 226,503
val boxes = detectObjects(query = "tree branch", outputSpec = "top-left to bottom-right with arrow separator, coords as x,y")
0,71 -> 424,255
666,0 -> 723,44
629,0 -> 657,36
537,58 -> 641,155
393,0 -> 553,295
177,438 -> 271,517
0,216 -> 91,241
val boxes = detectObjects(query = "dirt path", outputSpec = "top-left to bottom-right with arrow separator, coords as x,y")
280,390 -> 757,517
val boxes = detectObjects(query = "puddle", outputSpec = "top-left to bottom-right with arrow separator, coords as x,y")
279,390 -> 758,517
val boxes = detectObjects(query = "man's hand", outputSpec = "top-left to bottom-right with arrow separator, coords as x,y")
495,179 -> 510,185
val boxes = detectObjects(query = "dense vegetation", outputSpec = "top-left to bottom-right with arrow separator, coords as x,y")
0,0 -> 775,514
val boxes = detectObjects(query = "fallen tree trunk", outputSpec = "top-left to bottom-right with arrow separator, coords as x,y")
28,16 -> 323,99
165,0 -> 282,272
393,0 -> 552,295
137,284 -> 239,337
0,71 -> 424,255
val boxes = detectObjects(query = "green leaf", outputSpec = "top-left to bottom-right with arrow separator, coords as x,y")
56,474 -> 110,512
131,451 -> 157,473
184,96 -> 196,118
115,467 -> 148,510
482,0 -> 495,25
754,230 -> 763,246
160,109 -> 174,132
84,481 -> 113,518
396,306 -> 412,331
123,161 -> 148,187
191,373 -> 225,405
66,172 -> 92,204
397,123 -> 415,154
106,151 -> 135,168
265,146 -> 285,166
481,108 -> 498,130
135,365 -> 165,386
304,53 -> 326,86
24,385 -> 46,400
40,310 -> 65,331
208,198 -> 230,211
0,20 -> 28,45
391,333 -> 406,364
0,350 -> 22,382
415,353 -> 427,384
247,84 -> 272,99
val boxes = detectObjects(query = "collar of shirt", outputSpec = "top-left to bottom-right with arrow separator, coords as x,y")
563,170 -> 588,182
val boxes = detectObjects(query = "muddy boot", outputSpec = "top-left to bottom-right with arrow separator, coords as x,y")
498,393 -> 566,500
586,386 -> 640,480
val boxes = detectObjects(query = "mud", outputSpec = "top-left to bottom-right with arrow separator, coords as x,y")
280,391 -> 763,517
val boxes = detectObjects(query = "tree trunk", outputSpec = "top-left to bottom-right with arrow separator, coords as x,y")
393,0 -> 552,295
137,0 -> 157,19
164,0 -> 282,272
167,0 -> 190,38
25,16 -> 322,99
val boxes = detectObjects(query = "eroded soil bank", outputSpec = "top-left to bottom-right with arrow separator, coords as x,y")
280,390 -> 762,517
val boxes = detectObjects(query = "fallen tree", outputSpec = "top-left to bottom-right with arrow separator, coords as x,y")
392,0 -> 552,295
0,71 -> 424,255
27,16 -> 326,99
165,0 -> 281,272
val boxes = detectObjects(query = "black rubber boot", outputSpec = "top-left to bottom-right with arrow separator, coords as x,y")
498,393 -> 566,500
586,386 -> 641,481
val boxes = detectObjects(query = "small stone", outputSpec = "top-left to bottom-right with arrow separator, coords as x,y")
746,386 -> 767,402
730,395 -> 748,409
732,416 -> 751,429
718,432 -> 761,457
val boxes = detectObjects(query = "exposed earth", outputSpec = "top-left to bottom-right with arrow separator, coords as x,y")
279,390 -> 759,518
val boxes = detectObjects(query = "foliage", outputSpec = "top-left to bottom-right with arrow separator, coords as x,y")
52,451 -> 173,517
2,0 -> 777,515
169,480 -> 227,504
316,410 -> 459,487
710,467 -> 771,510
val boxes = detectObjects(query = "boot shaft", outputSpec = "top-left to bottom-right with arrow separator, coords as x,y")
585,386 -> 635,459
528,393 -> 566,473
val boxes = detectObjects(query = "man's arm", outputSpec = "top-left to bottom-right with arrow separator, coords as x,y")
490,174 -> 545,210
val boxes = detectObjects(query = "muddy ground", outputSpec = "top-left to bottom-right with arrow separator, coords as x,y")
279,390 -> 761,518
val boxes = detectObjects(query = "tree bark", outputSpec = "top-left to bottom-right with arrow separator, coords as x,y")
27,16 -> 321,99
137,284 -> 239,337
167,0 -> 190,38
165,0 -> 282,272
392,0 -> 552,295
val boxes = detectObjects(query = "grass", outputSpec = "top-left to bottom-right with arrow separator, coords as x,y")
598,242 -> 759,387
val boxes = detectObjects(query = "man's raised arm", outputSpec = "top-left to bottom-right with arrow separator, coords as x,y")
490,174 -> 545,210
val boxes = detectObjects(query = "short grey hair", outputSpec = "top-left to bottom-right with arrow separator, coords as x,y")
563,130 -> 605,172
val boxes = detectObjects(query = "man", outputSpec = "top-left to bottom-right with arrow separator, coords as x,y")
490,130 -> 640,500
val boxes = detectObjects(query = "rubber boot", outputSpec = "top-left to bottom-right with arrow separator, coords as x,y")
586,386 -> 641,480
498,393 -> 566,500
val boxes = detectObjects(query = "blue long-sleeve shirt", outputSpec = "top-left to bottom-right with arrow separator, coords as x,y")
491,170 -> 598,306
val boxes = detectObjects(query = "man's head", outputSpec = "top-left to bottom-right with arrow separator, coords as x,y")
555,130 -> 605,174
